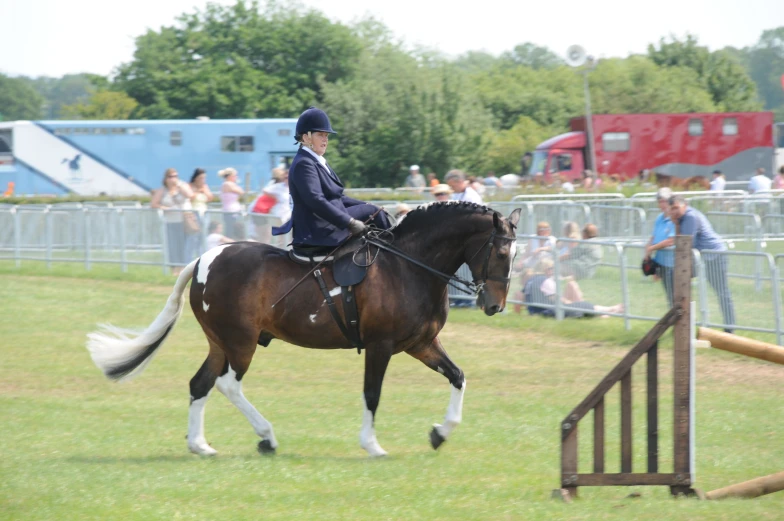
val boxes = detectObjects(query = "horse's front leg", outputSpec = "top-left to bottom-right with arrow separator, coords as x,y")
407,336 -> 465,450
360,342 -> 393,457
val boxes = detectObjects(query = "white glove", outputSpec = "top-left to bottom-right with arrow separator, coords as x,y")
347,218 -> 367,236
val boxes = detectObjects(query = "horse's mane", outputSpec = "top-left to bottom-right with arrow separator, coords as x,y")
392,201 -> 499,238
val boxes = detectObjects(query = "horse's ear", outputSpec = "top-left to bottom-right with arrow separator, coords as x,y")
493,212 -> 502,230
508,208 -> 522,228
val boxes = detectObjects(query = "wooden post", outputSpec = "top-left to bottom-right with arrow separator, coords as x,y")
647,343 -> 659,473
671,235 -> 694,495
705,471 -> 784,500
697,328 -> 784,365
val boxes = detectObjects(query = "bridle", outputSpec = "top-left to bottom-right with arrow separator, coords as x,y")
464,227 -> 517,294
363,224 -> 517,296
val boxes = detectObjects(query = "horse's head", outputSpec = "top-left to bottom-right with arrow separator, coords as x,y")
467,208 -> 522,316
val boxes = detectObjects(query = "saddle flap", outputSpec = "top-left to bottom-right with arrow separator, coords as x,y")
333,251 -> 368,287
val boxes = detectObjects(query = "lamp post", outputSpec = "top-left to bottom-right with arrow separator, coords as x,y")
566,46 -> 598,174
581,55 -> 598,174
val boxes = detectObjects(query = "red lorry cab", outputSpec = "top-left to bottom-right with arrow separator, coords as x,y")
530,112 -> 775,182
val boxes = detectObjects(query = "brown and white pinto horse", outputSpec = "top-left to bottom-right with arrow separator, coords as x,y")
87,202 -> 521,457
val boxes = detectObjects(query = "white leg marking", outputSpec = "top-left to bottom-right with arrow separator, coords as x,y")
215,365 -> 278,448
196,243 -> 232,311
434,380 -> 466,440
359,395 -> 387,457
329,287 -> 342,297
187,394 -> 217,455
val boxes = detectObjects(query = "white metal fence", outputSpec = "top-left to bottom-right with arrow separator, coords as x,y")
2,202 -> 784,344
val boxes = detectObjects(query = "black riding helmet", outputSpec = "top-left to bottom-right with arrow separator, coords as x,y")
295,107 -> 337,142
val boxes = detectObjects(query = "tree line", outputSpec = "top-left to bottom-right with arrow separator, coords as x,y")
1,0 -> 783,186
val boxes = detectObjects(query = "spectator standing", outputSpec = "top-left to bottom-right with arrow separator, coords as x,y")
219,167 -> 245,239
669,195 -> 736,333
773,166 -> 784,190
709,169 -> 726,192
645,188 -> 676,307
427,172 -> 440,188
186,168 -> 214,258
404,165 -> 426,190
249,166 -> 291,244
150,168 -> 194,276
445,170 -> 483,204
748,167 -> 772,193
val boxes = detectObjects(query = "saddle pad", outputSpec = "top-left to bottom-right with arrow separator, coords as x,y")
333,251 -> 368,286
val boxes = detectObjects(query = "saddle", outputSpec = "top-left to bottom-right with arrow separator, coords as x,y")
287,238 -> 372,353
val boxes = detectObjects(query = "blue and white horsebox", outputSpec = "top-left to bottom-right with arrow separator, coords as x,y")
0,118 -> 298,196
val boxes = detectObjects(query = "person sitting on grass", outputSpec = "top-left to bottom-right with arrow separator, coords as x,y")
521,258 -> 623,318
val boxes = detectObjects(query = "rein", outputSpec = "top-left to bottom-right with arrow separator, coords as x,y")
363,227 -> 517,295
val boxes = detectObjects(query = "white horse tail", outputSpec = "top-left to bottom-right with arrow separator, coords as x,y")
86,258 -> 199,382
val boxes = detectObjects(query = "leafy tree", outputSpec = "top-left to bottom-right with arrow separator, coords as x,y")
500,43 -> 564,69
481,115 -> 553,174
648,35 -> 761,111
738,27 -> 784,115
589,56 -> 716,114
61,91 -> 139,120
321,41 -> 493,186
0,74 -> 44,120
114,0 -> 362,119
20,74 -> 95,119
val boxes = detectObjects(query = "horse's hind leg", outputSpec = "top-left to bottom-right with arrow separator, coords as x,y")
214,335 -> 278,454
188,341 -> 225,455
406,337 -> 466,450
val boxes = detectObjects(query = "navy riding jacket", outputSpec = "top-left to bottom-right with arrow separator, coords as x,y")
273,148 -> 367,247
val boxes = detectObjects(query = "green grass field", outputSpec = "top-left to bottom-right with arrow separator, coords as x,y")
1,268 -> 783,520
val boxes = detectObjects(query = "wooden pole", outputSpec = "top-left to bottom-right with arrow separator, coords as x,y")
705,471 -> 784,500
697,328 -> 784,366
671,235 -> 693,495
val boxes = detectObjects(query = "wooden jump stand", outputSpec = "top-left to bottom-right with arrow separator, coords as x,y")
558,234 -> 784,501
559,235 -> 696,499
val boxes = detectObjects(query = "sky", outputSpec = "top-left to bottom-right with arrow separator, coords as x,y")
1,0 -> 783,78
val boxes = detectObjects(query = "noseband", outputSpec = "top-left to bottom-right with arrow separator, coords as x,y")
466,228 -> 517,293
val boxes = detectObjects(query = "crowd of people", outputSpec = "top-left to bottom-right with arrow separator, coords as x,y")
150,164 -> 293,274
511,220 -> 622,318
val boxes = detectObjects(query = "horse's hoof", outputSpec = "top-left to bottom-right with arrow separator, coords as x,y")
257,439 -> 276,455
429,427 -> 446,450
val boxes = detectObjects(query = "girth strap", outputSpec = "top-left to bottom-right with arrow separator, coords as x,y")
313,270 -> 364,354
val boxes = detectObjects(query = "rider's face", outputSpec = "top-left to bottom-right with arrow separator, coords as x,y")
305,132 -> 330,156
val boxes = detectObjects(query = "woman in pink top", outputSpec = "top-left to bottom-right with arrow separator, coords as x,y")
773,166 -> 784,190
219,167 -> 245,239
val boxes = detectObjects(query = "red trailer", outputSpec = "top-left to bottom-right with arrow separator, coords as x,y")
529,112 -> 775,182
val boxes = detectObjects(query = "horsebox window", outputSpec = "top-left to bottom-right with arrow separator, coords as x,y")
688,118 -> 703,136
238,136 -> 254,152
0,130 -> 12,154
602,132 -> 630,152
170,131 -> 182,146
221,136 -> 237,152
722,118 -> 738,136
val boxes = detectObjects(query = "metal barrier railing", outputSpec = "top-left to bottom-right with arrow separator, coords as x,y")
2,205 -> 784,344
